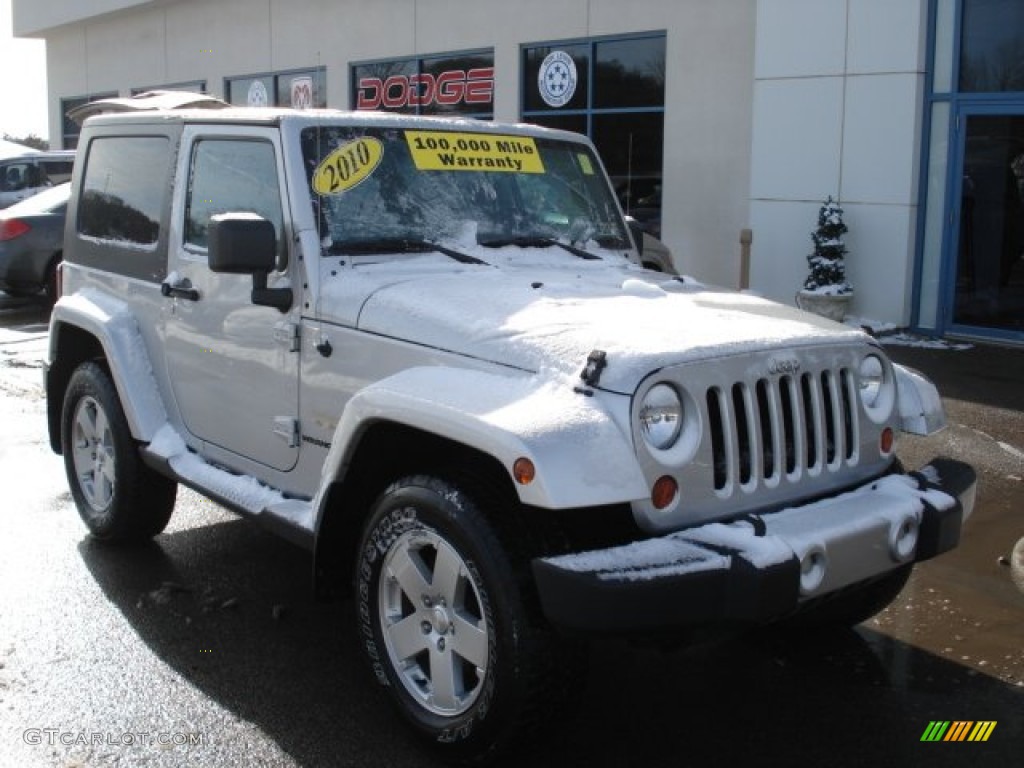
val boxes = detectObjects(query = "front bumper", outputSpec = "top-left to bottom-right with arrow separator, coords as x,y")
532,458 -> 976,633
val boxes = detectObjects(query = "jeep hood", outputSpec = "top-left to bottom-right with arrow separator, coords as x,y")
320,264 -> 867,393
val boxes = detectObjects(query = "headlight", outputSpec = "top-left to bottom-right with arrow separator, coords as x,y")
858,354 -> 885,408
639,383 -> 683,450
858,352 -> 895,422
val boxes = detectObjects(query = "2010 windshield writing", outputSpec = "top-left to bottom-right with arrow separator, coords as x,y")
302,126 -> 629,257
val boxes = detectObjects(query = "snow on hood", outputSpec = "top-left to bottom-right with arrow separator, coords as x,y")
320,259 -> 868,393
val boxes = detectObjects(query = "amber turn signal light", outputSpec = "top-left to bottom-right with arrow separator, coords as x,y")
880,427 -> 894,454
651,475 -> 678,510
513,457 -> 536,485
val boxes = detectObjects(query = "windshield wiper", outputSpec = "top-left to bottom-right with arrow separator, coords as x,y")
477,235 -> 600,261
328,237 -> 485,265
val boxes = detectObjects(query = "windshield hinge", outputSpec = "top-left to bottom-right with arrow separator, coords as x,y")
579,349 -> 608,388
273,417 -> 300,447
273,321 -> 301,352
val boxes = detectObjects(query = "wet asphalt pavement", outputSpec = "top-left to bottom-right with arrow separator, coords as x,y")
0,295 -> 1021,768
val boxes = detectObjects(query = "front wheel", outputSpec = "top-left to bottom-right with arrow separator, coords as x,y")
355,475 -> 577,763
61,361 -> 176,541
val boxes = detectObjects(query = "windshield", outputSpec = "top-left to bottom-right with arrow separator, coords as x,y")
300,125 -> 631,257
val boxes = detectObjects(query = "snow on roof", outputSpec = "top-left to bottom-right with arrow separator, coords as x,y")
0,138 -> 41,159
67,90 -> 230,124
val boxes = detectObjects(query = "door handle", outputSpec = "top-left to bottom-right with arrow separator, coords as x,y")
161,276 -> 200,301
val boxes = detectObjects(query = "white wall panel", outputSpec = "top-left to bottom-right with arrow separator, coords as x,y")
748,198 -> 819,302
754,0 -> 846,78
840,73 -> 922,205
846,0 -> 927,75
750,77 -> 844,201
841,202 -> 915,324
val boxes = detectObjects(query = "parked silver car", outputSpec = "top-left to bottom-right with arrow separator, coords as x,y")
0,182 -> 68,301
0,151 -> 75,209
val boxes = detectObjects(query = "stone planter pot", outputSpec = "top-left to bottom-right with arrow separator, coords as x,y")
795,289 -> 853,322
1011,536 -> 1024,595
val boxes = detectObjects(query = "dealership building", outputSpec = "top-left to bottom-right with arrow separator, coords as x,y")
13,0 -> 1024,344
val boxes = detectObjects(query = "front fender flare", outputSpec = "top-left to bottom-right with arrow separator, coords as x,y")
893,363 -> 947,436
314,367 -> 648,518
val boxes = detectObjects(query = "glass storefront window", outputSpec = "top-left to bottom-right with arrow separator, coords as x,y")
352,60 -> 417,113
275,70 -> 326,110
593,112 -> 665,237
959,0 -> 1024,92
60,92 -> 118,149
527,114 -> 587,135
130,81 -> 206,96
225,68 -> 326,109
953,114 -> 1024,331
351,51 -> 494,118
523,44 -> 590,112
522,34 -> 666,239
593,37 -> 665,109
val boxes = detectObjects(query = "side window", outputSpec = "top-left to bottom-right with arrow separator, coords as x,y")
78,137 -> 169,246
185,139 -> 283,256
40,160 -> 74,185
0,162 -> 31,192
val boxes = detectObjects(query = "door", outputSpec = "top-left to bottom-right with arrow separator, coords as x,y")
163,127 -> 300,472
947,107 -> 1024,338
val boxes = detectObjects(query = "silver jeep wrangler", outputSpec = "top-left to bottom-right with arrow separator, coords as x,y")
45,106 -> 975,762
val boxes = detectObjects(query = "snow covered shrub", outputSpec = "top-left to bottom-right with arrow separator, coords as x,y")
803,196 -> 852,295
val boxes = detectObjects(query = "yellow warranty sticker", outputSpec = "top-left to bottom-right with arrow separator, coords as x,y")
577,153 -> 594,175
405,131 -> 545,173
312,137 -> 383,195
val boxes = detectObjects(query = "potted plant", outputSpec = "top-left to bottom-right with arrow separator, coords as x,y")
796,196 -> 853,321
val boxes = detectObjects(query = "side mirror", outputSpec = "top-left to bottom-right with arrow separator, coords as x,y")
625,215 -> 645,256
208,214 -> 292,312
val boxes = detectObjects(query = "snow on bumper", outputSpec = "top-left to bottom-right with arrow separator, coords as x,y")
532,458 -> 975,633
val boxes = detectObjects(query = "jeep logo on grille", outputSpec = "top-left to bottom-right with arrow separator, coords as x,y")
768,357 -> 801,375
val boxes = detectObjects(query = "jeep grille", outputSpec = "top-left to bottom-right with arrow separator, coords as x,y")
705,368 -> 858,494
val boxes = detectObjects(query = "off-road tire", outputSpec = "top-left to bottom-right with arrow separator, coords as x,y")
355,474 -> 581,764
61,361 -> 176,541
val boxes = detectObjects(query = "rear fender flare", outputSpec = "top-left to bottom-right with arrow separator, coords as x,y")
48,288 -> 167,442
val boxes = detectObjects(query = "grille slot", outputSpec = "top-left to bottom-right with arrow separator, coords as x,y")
706,366 -> 858,493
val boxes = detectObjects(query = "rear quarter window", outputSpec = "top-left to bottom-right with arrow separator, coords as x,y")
68,132 -> 174,282
78,137 -> 169,247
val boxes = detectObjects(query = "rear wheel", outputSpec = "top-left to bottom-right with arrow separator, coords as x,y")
61,362 -> 176,541
355,475 -> 580,763
44,256 -> 61,305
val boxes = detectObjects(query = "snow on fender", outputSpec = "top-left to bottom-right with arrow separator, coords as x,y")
893,363 -> 947,436
313,366 -> 648,524
48,287 -> 168,442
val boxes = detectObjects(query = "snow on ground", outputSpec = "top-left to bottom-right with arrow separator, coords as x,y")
0,303 -> 48,400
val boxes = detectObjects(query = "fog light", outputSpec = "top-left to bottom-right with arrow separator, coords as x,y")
799,548 -> 827,594
651,475 -> 677,510
889,515 -> 919,561
880,427 -> 894,454
513,458 -> 535,485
